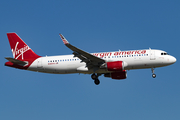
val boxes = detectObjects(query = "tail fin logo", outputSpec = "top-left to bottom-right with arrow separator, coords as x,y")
12,42 -> 30,60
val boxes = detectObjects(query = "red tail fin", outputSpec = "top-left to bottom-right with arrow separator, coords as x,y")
7,33 -> 40,61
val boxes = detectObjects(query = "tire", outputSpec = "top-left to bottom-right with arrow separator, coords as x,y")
94,79 -> 100,85
152,74 -> 156,78
91,73 -> 97,80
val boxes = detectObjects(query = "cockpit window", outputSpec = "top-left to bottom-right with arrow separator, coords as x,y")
161,53 -> 169,55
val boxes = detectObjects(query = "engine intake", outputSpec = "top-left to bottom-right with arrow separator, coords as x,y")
106,61 -> 127,71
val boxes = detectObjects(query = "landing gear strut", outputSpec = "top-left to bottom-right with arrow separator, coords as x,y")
151,68 -> 156,78
91,73 -> 100,85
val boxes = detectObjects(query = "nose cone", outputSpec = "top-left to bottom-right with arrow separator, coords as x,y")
170,56 -> 177,64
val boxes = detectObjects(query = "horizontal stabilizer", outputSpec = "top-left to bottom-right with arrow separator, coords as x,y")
5,57 -> 28,66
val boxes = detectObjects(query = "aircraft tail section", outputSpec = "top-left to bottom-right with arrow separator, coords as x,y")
5,33 -> 40,69
7,33 -> 40,61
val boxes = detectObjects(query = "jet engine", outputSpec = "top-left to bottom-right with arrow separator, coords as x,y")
105,61 -> 127,71
104,70 -> 127,80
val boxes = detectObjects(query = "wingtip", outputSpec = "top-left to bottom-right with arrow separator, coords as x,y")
59,34 -> 69,45
59,33 -> 64,39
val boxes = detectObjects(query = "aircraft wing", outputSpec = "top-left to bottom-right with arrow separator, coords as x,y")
59,34 -> 105,68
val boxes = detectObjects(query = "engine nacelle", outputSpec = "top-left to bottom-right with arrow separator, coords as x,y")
104,70 -> 127,80
106,61 -> 127,71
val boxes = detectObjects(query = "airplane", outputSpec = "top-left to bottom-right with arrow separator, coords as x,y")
5,33 -> 176,85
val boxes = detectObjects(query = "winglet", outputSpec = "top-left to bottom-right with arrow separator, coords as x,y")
59,34 -> 69,45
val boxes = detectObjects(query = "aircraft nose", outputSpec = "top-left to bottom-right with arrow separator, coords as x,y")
171,56 -> 177,64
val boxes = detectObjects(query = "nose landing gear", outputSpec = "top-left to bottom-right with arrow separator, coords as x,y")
151,68 -> 156,78
91,73 -> 100,85
152,73 -> 156,78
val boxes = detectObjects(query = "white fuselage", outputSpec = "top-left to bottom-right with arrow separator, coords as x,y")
5,33 -> 177,85
28,49 -> 176,74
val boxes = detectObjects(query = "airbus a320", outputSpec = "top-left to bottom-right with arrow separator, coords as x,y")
5,33 -> 176,85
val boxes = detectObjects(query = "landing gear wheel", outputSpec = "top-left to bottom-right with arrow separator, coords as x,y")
152,74 -> 156,78
94,79 -> 100,85
91,73 -> 101,85
91,73 -> 97,80
151,68 -> 156,78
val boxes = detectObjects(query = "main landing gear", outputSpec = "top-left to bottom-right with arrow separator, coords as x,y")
91,73 -> 100,85
151,68 -> 156,78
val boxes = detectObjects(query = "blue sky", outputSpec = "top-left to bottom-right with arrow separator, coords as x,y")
0,0 -> 180,120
